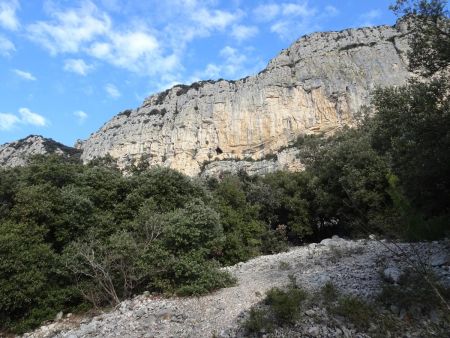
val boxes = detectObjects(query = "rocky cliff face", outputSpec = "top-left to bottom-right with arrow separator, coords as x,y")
0,135 -> 81,167
201,148 -> 304,178
80,21 -> 411,176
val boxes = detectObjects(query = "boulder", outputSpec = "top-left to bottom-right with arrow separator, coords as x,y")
383,267 -> 402,284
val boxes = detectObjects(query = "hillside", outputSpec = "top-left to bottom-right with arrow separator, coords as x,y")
1,6 -> 449,335
1,20 -> 411,175
0,135 -> 81,168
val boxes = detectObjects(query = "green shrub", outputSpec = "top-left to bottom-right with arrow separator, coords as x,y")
170,254 -> 235,296
243,308 -> 273,336
212,176 -> 268,264
331,295 -> 375,330
386,174 -> 449,240
162,199 -> 224,256
261,228 -> 288,254
278,261 -> 291,271
265,285 -> 307,325
320,282 -> 339,304
304,128 -> 393,237
377,269 -> 450,316
0,221 -> 80,333
243,283 -> 308,335
259,172 -> 313,242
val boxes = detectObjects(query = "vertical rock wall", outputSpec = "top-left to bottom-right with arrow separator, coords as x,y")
80,22 -> 411,176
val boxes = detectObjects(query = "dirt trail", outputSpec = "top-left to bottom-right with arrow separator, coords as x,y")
23,237 -> 449,338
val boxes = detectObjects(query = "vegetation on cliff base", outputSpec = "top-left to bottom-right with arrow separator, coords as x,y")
1,0 -> 449,334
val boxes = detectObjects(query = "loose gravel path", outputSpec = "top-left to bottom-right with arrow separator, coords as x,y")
23,237 -> 450,338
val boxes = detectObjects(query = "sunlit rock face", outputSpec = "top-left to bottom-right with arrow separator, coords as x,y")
80,21 -> 411,176
0,135 -> 81,167
200,148 -> 304,178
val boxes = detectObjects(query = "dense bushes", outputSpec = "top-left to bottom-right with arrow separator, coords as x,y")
2,79 -> 449,333
2,102 -> 449,331
369,79 -> 450,239
1,142 -> 398,332
298,128 -> 394,237
210,175 -> 280,264
243,283 -> 308,336
376,0 -> 450,238
1,1 -> 448,332
0,161 -> 237,333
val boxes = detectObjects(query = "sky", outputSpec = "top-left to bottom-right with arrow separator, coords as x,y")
0,0 -> 399,146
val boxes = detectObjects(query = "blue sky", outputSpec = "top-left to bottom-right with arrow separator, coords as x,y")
0,0 -> 398,146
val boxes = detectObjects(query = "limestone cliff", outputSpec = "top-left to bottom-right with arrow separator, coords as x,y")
0,135 -> 81,167
79,21 -> 410,176
201,148 -> 304,178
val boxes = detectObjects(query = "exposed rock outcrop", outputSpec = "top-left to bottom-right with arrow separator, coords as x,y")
201,148 -> 303,178
80,21 -> 411,176
0,135 -> 81,167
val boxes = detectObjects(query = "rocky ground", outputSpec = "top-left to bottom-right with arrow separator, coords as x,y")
22,237 -> 450,338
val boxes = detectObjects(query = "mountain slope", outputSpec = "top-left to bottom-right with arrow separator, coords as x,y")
0,135 -> 81,167
80,21 -> 411,176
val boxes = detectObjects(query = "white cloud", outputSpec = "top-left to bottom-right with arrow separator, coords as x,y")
192,8 -> 241,31
157,2 -> 243,61
253,4 -> 280,22
270,21 -> 289,37
282,3 -> 316,17
0,108 -> 48,130
24,1 -> 253,86
13,69 -> 37,81
19,107 -> 47,126
254,2 -> 318,22
74,110 -> 88,124
253,1 -> 326,41
0,0 -> 20,31
64,58 -> 93,76
202,63 -> 221,79
0,112 -> 20,130
220,46 -> 247,76
89,41 -> 110,58
0,34 -> 15,56
252,2 -> 340,41
192,45 -> 264,81
231,25 -> 259,42
88,30 -> 166,74
27,1 -> 180,78
324,5 -> 339,17
112,31 -> 159,58
27,1 -> 111,55
270,17 -> 318,41
358,9 -> 382,27
105,83 -> 121,98
220,46 -> 242,59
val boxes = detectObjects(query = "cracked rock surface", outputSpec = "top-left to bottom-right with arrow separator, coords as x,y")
79,21 -> 412,176
0,135 -> 81,168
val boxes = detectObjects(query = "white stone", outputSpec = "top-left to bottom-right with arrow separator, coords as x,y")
430,253 -> 448,267
307,326 -> 320,336
55,311 -> 63,321
383,266 -> 402,284
79,22 -> 411,177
